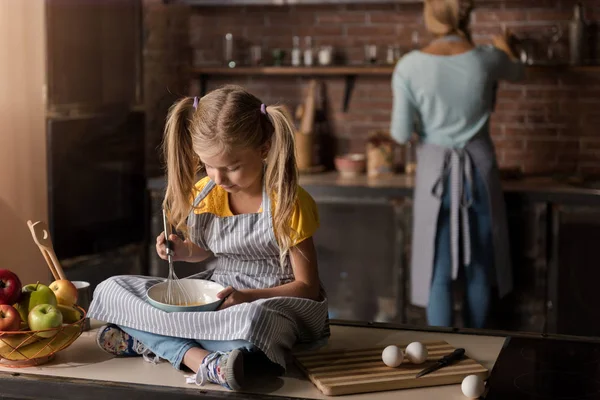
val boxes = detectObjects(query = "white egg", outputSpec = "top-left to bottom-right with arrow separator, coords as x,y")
381,345 -> 404,367
405,341 -> 428,364
461,374 -> 485,399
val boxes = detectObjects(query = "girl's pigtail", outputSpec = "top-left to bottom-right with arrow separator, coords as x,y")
263,105 -> 298,267
161,97 -> 199,237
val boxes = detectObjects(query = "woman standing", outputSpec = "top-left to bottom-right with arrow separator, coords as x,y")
390,0 -> 523,328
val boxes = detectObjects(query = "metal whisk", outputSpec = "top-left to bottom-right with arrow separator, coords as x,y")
162,209 -> 194,306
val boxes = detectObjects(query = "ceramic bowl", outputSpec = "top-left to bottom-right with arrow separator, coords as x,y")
147,279 -> 226,312
334,153 -> 366,178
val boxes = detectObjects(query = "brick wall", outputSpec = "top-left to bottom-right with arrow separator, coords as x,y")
143,0 -> 190,177
145,0 -> 600,177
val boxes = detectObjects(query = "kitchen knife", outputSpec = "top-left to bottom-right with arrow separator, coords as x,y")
415,348 -> 466,378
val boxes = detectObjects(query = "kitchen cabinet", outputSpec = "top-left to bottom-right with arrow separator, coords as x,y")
314,197 -> 410,323
489,198 -> 549,333
46,0 -> 142,114
1,0 -> 145,288
315,194 -> 551,333
548,205 -> 600,337
47,110 -> 146,260
44,1 -> 147,291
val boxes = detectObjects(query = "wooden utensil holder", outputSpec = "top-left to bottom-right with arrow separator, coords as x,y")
295,131 -> 314,172
366,131 -> 395,178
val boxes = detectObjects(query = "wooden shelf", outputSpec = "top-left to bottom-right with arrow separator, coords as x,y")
193,64 -> 600,76
192,65 -> 395,112
191,65 -> 394,76
192,64 -> 600,112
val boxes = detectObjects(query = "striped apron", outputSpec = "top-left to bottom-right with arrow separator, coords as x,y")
410,133 -> 513,308
87,179 -> 330,369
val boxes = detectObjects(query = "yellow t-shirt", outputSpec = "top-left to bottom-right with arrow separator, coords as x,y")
191,177 -> 319,246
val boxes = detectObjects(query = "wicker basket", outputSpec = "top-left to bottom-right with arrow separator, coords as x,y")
0,305 -> 86,368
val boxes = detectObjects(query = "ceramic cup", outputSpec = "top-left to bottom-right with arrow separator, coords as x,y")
72,281 -> 91,331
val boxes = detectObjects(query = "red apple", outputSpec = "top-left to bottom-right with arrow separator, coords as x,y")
28,304 -> 63,338
0,269 -> 21,305
49,279 -> 78,306
0,304 -> 21,331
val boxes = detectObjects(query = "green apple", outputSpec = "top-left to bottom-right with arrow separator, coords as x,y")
21,283 -> 57,312
28,304 -> 63,338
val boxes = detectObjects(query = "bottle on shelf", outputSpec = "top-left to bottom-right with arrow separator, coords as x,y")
411,31 -> 420,50
569,2 -> 587,66
224,33 -> 236,68
303,36 -> 314,67
405,139 -> 416,175
291,36 -> 301,67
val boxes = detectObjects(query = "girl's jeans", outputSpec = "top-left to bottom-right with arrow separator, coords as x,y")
119,325 -> 258,370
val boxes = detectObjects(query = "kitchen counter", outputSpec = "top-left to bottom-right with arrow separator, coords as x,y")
3,320 -> 599,400
0,320 -> 510,400
147,172 -> 600,206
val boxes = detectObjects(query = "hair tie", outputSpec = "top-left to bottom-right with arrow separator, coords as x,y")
193,96 -> 199,110
260,103 -> 267,115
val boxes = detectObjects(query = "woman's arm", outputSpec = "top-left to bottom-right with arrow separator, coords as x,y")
218,237 -> 321,307
390,70 -> 416,144
491,29 -> 524,82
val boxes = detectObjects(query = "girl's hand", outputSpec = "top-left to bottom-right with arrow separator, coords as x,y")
156,232 -> 195,262
216,286 -> 251,310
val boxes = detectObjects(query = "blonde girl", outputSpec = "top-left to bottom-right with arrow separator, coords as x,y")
88,85 -> 329,391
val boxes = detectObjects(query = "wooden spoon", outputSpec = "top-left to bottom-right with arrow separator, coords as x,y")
27,220 -> 67,281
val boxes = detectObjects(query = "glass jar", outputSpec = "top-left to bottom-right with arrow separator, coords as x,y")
405,139 -> 417,175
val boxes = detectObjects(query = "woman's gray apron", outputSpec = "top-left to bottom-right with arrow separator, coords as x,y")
410,133 -> 512,307
87,180 -> 330,369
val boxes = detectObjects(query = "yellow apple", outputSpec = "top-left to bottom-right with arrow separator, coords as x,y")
56,304 -> 82,324
49,280 -> 78,306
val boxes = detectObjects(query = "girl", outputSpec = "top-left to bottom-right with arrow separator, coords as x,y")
390,0 -> 524,328
88,85 -> 330,391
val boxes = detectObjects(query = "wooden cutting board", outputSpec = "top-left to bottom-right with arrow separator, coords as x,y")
293,341 -> 488,396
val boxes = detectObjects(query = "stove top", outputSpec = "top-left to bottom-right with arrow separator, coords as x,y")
486,336 -> 600,399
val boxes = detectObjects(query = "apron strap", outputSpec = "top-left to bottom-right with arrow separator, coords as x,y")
260,169 -> 272,217
460,151 -> 474,271
432,148 -> 476,280
431,151 -> 452,199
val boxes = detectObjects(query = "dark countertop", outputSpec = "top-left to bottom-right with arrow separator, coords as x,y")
147,172 -> 600,206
